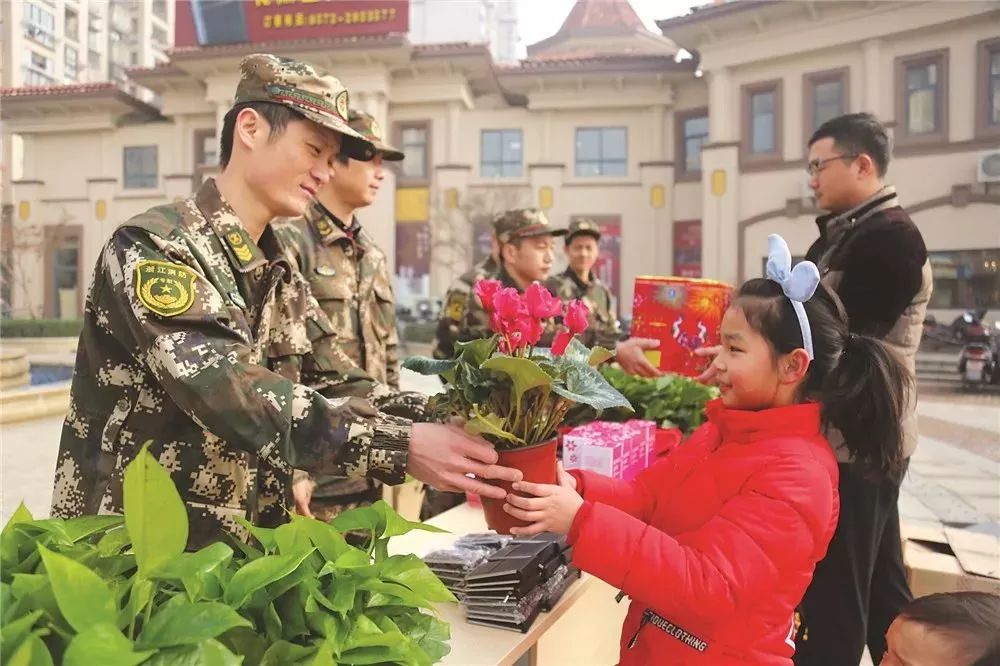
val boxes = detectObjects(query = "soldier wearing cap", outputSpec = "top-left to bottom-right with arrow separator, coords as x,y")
273,109 -> 419,522
453,208 -> 565,346
50,54 -> 519,549
545,218 -> 621,349
431,223 -> 500,360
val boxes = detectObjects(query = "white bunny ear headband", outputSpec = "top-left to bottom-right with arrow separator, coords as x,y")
765,234 -> 821,359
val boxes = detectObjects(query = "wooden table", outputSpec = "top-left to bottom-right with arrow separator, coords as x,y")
390,503 -> 595,666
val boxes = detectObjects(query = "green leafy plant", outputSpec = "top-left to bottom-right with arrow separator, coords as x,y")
598,366 -> 719,434
404,280 -> 630,450
0,445 -> 455,665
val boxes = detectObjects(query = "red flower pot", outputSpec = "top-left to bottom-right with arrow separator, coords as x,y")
480,438 -> 558,534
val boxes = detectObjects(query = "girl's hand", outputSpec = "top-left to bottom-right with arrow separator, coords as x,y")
505,463 -> 583,536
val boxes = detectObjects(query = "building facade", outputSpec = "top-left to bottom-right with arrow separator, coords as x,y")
1,0 -> 175,305
2,0 -> 998,322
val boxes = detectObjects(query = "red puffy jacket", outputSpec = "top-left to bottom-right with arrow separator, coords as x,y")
567,400 -> 839,665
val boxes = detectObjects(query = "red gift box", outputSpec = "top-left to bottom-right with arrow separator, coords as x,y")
630,276 -> 734,377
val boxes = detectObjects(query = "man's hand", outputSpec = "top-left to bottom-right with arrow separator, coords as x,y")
694,345 -> 722,384
292,477 -> 315,518
504,463 -> 583,536
615,338 -> 664,377
406,423 -> 522,500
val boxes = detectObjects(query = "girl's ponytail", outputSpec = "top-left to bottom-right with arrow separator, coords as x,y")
735,278 -> 912,481
822,333 -> 911,480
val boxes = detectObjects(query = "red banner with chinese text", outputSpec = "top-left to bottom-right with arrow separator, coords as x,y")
175,0 -> 409,48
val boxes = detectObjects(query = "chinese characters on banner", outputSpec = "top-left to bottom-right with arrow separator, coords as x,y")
175,0 -> 409,48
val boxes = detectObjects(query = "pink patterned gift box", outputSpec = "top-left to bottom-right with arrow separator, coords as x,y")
562,420 -> 656,481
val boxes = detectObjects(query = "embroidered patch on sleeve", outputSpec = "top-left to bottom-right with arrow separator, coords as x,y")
445,291 -> 467,321
135,259 -> 197,317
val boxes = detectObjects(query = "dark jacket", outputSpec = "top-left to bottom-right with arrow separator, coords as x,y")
805,186 -> 932,460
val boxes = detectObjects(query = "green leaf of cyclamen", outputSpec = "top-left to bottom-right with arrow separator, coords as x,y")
63,622 -> 154,666
481,355 -> 553,407
37,544 -> 117,633
137,601 -> 251,649
552,362 -> 633,412
123,443 -> 188,577
401,356 -> 457,377
456,337 -> 496,367
465,409 -> 523,445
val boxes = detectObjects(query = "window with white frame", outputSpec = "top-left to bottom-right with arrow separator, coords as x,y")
481,129 -> 523,177
575,127 -> 627,177
123,146 -> 159,189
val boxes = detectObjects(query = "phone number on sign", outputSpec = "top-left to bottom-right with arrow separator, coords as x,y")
262,8 -> 398,29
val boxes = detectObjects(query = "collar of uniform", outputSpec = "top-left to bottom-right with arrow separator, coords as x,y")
564,267 -> 596,290
196,179 -> 268,273
307,200 -> 369,251
815,185 -> 899,242
480,255 -> 499,277
497,265 -> 524,292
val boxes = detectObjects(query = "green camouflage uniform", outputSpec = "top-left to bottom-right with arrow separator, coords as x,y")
50,54 -> 409,550
453,209 -> 566,347
273,112 -> 426,520
431,255 -> 499,360
545,220 -> 621,350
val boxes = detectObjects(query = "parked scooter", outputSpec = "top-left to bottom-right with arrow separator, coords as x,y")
958,316 -> 999,389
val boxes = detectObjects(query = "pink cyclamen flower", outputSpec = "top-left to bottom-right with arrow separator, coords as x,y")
516,314 -> 544,347
524,282 -> 562,320
474,279 -> 502,312
551,330 -> 573,356
564,299 -> 590,335
492,287 -> 524,322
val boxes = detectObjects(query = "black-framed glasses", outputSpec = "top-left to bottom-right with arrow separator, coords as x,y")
806,153 -> 857,176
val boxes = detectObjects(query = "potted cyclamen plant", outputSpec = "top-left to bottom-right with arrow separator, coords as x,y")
404,279 -> 632,533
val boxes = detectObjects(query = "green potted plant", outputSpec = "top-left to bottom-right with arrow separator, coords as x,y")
404,280 -> 632,533
1,445 -> 456,665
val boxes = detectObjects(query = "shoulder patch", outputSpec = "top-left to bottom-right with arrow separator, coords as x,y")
445,291 -> 468,321
135,259 -> 197,317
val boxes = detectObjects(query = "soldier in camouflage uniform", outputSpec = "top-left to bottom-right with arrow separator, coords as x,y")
454,209 -> 566,345
545,218 -> 622,349
273,110 -> 423,522
51,54 -> 519,549
431,236 -> 500,360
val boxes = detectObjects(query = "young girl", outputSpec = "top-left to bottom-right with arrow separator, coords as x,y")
503,235 -> 911,664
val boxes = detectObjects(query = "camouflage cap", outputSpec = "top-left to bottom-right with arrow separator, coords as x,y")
566,217 -> 601,243
234,54 -> 375,161
493,208 -> 567,244
348,110 -> 404,161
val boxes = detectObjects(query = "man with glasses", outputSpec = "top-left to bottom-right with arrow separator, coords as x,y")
793,113 -> 932,665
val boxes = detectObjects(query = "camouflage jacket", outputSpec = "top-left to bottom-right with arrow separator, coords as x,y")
432,255 -> 499,359
273,202 -> 426,502
51,180 -> 411,549
545,268 -> 622,349
455,265 -> 558,348
273,202 -> 399,388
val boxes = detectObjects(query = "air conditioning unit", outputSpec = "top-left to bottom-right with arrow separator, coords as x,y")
976,150 -> 1000,183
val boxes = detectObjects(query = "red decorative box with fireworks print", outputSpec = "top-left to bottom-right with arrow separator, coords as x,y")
630,276 -> 734,377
